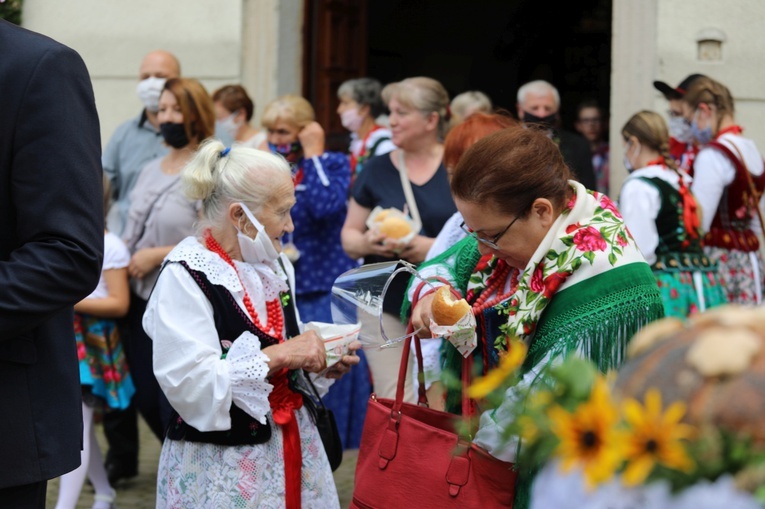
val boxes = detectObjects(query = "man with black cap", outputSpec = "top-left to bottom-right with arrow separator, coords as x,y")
653,74 -> 707,175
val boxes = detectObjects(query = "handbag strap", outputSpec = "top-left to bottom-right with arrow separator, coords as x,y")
396,279 -> 475,419
396,150 -> 423,230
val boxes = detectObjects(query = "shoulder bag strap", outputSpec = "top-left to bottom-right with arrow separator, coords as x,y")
396,150 -> 423,232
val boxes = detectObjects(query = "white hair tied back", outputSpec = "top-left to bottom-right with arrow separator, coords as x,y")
181,138 -> 292,234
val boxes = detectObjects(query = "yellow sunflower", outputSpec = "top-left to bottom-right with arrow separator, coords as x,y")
548,376 -> 625,488
621,388 -> 695,486
467,339 -> 527,399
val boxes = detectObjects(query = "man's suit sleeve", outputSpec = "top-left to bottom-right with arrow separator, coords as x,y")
0,43 -> 104,337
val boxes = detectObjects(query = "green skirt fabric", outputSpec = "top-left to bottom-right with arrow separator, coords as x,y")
654,269 -> 728,318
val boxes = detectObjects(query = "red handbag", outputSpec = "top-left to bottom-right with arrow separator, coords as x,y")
350,286 -> 517,509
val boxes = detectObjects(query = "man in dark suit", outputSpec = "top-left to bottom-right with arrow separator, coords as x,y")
0,19 -> 104,508
516,80 -> 597,190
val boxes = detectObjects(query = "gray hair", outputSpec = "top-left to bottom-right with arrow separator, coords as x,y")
450,91 -> 493,124
337,78 -> 386,118
182,139 -> 292,233
517,80 -> 560,109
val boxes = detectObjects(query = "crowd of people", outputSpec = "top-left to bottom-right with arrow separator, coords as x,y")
5,21 -> 765,509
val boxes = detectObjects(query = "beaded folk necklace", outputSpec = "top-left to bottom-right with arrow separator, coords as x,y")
204,230 -> 284,341
470,259 -> 519,314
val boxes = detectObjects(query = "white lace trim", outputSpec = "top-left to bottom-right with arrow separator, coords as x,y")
166,237 -> 288,300
226,332 -> 273,424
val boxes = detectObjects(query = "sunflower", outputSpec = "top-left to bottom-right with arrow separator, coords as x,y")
467,339 -> 527,399
621,388 -> 695,486
548,376 -> 624,488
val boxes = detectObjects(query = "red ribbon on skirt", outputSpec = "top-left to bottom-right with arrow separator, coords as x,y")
269,369 -> 304,509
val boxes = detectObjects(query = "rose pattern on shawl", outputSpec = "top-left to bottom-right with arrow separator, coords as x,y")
492,187 -> 640,347
599,194 -> 622,219
572,226 -> 608,253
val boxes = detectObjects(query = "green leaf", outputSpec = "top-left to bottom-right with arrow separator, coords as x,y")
556,250 -> 568,267
560,237 -> 574,247
571,257 -> 582,270
608,252 -> 617,266
584,251 -> 595,264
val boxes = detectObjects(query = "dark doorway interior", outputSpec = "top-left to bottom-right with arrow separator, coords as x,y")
366,0 -> 612,132
303,0 -> 612,149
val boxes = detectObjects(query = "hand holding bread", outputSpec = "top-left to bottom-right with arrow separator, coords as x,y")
431,285 -> 471,326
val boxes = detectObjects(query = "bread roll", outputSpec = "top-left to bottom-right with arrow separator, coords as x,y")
373,209 -> 392,223
379,216 -> 412,239
431,285 -> 471,326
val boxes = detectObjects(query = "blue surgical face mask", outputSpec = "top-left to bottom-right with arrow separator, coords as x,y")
691,110 -> 713,145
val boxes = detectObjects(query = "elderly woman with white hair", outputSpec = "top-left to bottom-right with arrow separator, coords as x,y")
337,77 -> 396,179
144,140 -> 361,508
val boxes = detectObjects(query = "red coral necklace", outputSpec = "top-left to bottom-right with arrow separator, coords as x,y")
204,230 -> 284,341
471,259 -> 519,314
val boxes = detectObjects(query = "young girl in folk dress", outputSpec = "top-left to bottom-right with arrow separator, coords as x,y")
618,110 -> 728,318
54,177 -> 135,509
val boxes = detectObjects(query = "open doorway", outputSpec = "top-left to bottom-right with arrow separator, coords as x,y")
303,0 -> 612,148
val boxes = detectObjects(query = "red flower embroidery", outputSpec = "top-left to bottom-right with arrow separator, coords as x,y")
572,226 -> 607,252
599,195 -> 622,219
76,342 -> 86,361
543,271 -> 571,298
565,222 -> 582,234
530,263 -> 545,294
474,254 -> 493,273
566,194 -> 577,211
616,232 -> 629,247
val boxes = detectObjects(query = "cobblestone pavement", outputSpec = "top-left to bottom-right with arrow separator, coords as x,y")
46,417 -> 358,508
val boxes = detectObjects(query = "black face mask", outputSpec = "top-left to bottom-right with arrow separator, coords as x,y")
160,122 -> 190,149
522,111 -> 558,129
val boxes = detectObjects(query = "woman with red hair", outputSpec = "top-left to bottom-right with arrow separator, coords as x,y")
427,111 -> 519,259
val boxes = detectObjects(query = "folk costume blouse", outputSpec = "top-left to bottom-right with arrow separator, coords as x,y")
144,237 -> 339,509
691,129 -> 765,304
619,163 -> 728,318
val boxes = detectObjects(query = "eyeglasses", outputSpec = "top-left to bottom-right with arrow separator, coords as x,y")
460,216 -> 520,250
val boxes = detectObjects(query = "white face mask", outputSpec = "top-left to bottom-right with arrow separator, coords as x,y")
340,108 -> 364,132
236,202 -> 281,264
623,140 -> 641,172
669,116 -> 693,144
216,112 -> 240,141
136,77 -> 166,113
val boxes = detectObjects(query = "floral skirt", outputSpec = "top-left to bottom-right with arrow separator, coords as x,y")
156,408 -> 340,509
654,269 -> 728,319
704,247 -> 764,305
74,313 -> 135,410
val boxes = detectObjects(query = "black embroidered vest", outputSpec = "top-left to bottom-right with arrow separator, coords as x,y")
636,177 -> 716,273
164,260 -> 301,446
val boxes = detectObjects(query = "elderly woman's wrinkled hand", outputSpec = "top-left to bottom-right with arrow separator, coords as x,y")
265,330 -> 327,374
297,121 -> 326,158
324,340 -> 362,379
